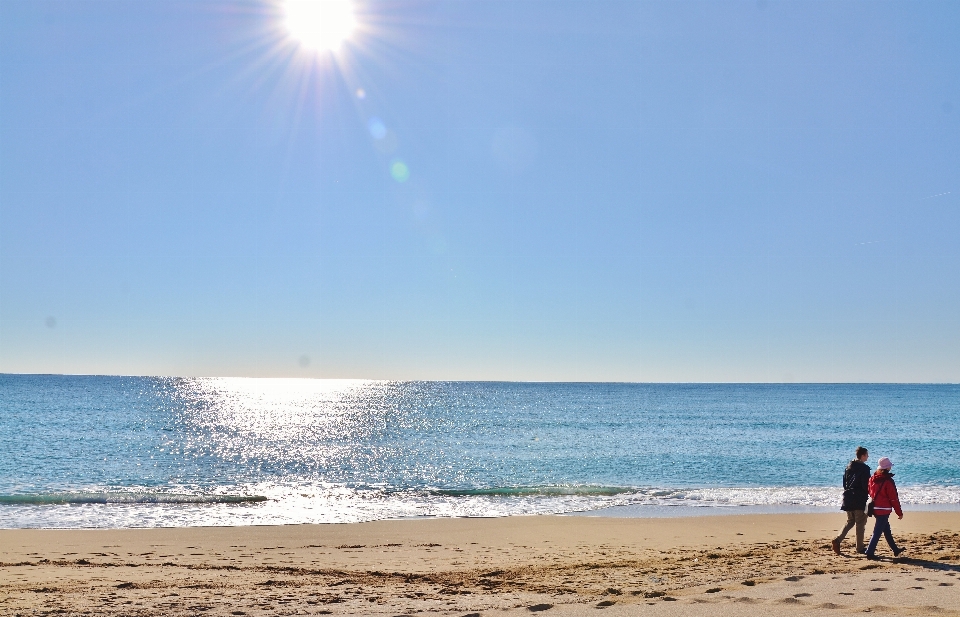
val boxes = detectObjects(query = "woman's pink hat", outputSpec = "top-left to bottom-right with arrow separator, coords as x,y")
878,457 -> 893,470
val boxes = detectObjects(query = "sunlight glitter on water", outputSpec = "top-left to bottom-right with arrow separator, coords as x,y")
2,377 -> 958,528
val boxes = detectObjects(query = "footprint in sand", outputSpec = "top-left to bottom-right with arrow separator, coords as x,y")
938,582 -> 954,586
596,600 -> 616,608
870,588 -> 886,591
793,593 -> 812,597
528,604 -> 553,612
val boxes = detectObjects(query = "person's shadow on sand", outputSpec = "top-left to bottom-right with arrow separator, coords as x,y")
879,557 -> 960,573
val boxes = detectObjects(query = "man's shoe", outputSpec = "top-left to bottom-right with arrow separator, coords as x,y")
831,539 -> 841,555
893,547 -> 905,557
856,548 -> 866,555
865,553 -> 879,560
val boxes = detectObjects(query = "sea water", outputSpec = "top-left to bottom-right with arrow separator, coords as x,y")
1,375 -> 958,528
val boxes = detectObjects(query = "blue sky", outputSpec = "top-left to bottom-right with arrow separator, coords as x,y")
1,0 -> 958,381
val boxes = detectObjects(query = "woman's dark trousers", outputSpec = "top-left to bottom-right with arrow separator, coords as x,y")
866,514 -> 899,556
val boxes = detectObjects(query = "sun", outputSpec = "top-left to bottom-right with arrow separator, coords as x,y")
283,0 -> 356,52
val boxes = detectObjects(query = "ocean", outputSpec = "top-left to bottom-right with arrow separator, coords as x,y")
1,375 -> 958,528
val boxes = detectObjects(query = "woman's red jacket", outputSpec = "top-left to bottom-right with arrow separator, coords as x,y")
868,472 -> 902,517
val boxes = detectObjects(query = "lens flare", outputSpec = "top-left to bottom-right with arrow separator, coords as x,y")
390,160 -> 410,182
368,117 -> 387,140
284,0 -> 356,51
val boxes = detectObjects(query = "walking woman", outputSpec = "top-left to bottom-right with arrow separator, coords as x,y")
866,457 -> 905,559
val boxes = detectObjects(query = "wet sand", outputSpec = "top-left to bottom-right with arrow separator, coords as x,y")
2,512 -> 959,616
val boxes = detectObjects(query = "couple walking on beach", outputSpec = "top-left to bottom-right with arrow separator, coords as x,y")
832,446 -> 905,559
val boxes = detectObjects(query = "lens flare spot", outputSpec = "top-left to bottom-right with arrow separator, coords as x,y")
368,117 -> 386,139
355,88 -> 366,99
390,160 -> 410,182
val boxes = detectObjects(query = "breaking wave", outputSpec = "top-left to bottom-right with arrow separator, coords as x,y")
0,492 -> 267,506
2,483 -> 956,528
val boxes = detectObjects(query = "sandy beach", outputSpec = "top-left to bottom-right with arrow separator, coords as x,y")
2,511 -> 959,616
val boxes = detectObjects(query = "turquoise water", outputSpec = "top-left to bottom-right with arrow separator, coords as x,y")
1,375 -> 958,527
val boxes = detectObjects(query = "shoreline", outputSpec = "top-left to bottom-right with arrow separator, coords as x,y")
2,511 -> 959,615
5,500 -> 960,531
571,501 -> 960,519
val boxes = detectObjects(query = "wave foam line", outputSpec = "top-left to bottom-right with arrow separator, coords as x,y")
413,484 -> 960,508
0,493 -> 268,506
431,485 -> 634,497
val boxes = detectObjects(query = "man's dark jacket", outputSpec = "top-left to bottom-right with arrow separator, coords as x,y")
841,460 -> 871,511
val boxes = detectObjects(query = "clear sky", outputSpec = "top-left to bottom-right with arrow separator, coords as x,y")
1,0 -> 958,381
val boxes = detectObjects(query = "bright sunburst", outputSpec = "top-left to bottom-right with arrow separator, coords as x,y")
284,0 -> 356,51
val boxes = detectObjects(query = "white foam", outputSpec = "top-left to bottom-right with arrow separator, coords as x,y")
2,483 -> 958,528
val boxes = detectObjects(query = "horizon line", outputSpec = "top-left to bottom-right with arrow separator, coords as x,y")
2,372 -> 958,386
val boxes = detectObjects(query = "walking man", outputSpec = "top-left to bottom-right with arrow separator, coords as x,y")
832,446 -> 870,555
